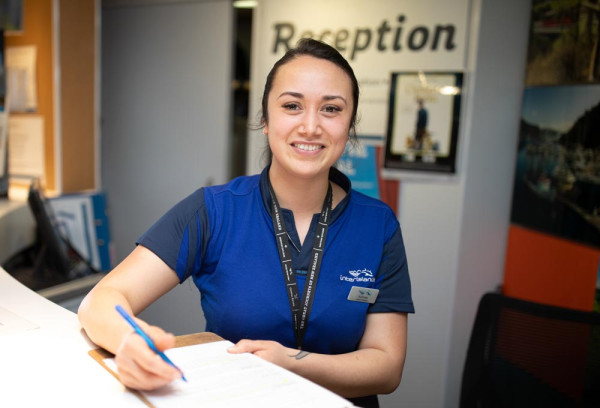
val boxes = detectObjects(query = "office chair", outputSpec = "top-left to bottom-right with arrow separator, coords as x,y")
460,292 -> 600,408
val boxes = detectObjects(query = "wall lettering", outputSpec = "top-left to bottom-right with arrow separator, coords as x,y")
272,15 -> 457,60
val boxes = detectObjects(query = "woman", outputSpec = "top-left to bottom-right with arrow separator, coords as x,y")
78,38 -> 414,407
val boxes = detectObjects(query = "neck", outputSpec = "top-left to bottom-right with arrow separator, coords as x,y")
268,165 -> 330,216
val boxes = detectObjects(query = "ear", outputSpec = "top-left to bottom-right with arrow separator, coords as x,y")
263,123 -> 268,135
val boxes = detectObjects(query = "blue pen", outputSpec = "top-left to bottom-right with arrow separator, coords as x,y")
115,305 -> 187,382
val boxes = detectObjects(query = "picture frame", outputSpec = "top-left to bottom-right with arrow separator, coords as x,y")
383,71 -> 463,174
0,0 -> 23,34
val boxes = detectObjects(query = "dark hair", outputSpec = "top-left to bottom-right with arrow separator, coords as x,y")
260,38 -> 360,143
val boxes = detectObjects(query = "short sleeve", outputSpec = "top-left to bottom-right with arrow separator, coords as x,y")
136,188 -> 209,282
370,225 -> 415,313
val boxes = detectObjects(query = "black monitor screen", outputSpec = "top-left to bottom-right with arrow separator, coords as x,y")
27,181 -> 73,278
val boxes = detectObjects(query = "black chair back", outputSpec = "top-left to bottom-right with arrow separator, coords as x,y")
460,292 -> 600,408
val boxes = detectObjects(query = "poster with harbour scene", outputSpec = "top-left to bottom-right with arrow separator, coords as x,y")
510,84 -> 600,249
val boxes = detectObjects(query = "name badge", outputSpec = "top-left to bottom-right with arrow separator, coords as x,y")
347,286 -> 379,304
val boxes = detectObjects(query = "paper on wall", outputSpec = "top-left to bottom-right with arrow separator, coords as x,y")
8,115 -> 45,181
6,45 -> 38,113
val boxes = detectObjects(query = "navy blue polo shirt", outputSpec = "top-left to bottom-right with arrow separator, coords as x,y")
138,167 -> 414,354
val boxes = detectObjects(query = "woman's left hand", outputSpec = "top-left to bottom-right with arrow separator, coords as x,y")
226,313 -> 407,398
227,339 -> 299,370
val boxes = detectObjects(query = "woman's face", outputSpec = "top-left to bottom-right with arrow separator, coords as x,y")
264,55 -> 354,181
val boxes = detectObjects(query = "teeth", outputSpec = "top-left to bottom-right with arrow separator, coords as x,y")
295,143 -> 322,151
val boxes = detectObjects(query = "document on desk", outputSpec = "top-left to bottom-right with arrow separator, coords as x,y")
106,340 -> 353,408
0,306 -> 39,334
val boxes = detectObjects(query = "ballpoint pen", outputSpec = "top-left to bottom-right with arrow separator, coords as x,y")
115,305 -> 188,382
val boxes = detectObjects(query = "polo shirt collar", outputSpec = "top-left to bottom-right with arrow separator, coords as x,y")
259,165 -> 351,222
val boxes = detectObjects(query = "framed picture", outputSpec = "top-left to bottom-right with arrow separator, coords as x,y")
0,0 -> 23,34
384,71 -> 463,174
526,0 -> 600,86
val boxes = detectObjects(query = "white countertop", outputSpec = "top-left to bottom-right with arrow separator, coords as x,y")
0,267 -> 144,407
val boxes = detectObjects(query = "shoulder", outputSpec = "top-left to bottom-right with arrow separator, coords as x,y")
346,190 -> 400,239
202,174 -> 263,221
349,189 -> 397,218
205,174 -> 260,198
155,174 -> 261,225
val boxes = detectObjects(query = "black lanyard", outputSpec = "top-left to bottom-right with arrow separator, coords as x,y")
268,180 -> 332,350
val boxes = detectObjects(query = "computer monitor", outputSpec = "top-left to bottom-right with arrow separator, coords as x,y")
4,180 -> 97,290
27,181 -> 74,278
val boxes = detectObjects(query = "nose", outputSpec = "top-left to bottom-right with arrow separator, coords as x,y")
299,110 -> 321,137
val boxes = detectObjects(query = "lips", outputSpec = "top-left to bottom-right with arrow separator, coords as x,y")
293,143 -> 324,152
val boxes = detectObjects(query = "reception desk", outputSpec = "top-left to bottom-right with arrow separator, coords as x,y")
0,267 -> 144,406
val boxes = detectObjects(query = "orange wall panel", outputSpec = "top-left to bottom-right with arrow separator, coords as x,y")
504,224 -> 600,312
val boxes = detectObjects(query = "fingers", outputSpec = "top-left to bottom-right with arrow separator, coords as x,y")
227,339 -> 271,354
115,330 -> 181,390
143,324 -> 176,352
228,339 -> 296,370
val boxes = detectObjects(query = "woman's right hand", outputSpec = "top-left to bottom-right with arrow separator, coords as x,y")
114,323 -> 180,390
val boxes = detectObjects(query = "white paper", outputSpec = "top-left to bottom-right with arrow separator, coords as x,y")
6,46 -> 38,113
106,340 -> 353,408
8,115 -> 45,179
0,110 -> 7,177
0,306 -> 39,334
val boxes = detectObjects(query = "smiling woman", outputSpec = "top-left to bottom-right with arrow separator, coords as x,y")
78,38 -> 414,408
265,55 -> 353,202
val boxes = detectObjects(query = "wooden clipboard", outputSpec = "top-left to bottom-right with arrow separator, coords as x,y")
88,332 -> 223,407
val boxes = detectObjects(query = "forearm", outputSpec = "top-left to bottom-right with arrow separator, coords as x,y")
288,347 -> 404,398
229,313 -> 408,398
78,245 -> 180,353
78,286 -> 136,354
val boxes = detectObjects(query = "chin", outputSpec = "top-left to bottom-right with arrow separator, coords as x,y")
291,164 -> 331,180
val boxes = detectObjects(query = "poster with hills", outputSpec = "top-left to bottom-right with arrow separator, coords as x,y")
510,84 -> 600,249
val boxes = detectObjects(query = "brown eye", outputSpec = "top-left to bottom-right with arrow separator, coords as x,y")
283,103 -> 301,110
323,105 -> 341,113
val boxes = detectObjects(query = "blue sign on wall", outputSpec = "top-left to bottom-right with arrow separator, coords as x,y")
338,144 -> 380,199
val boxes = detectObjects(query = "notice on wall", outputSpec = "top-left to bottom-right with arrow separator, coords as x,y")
6,45 -> 38,113
0,109 -> 7,178
247,0 -> 470,173
8,115 -> 44,181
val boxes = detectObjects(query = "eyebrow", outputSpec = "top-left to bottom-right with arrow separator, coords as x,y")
277,91 -> 348,105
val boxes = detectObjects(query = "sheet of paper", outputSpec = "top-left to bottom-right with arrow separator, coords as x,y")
8,115 -> 44,179
6,46 -> 38,113
0,306 -> 39,334
106,340 -> 353,408
0,111 -> 7,178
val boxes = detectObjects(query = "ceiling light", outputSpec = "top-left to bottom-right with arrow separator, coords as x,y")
233,0 -> 257,8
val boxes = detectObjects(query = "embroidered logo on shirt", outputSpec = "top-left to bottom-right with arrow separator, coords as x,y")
340,268 -> 375,283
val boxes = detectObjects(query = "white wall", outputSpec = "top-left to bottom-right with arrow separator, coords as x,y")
386,1 -> 530,407
443,1 -> 530,406
100,0 -> 232,334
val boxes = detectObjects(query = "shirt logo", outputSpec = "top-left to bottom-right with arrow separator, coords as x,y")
340,268 -> 375,283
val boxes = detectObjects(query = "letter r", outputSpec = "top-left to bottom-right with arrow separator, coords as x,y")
273,23 -> 295,53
